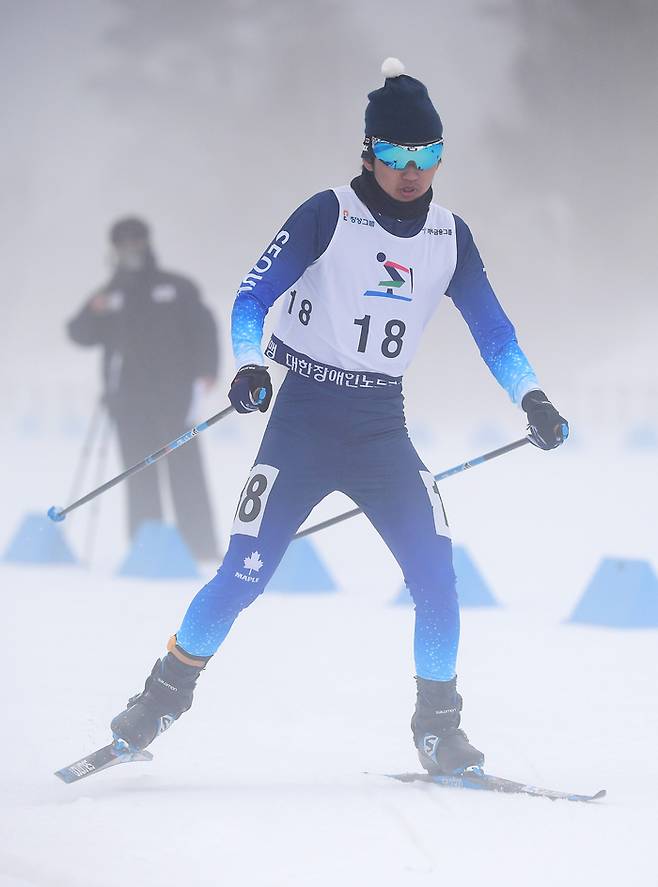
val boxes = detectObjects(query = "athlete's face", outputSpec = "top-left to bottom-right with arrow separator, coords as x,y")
363,156 -> 440,202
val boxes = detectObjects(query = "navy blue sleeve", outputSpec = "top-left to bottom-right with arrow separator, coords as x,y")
231,190 -> 339,367
447,215 -> 539,405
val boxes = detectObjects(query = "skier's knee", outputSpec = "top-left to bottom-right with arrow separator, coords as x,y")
407,562 -> 457,610
205,561 -> 268,612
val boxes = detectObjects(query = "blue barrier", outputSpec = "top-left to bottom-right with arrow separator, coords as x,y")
117,521 -> 199,579
18,415 -> 41,437
624,424 -> 658,450
394,545 -> 498,607
268,537 -> 336,593
2,513 -> 77,564
568,558 -> 658,628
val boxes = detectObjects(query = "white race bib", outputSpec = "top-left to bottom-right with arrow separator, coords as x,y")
273,186 -> 457,376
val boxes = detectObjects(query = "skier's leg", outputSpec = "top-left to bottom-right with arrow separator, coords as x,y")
345,432 -> 459,680
111,406 -> 333,749
345,431 -> 483,774
175,375 -> 338,658
174,441 -> 332,657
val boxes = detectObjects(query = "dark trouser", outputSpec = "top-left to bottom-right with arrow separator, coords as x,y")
176,372 -> 459,680
113,406 -> 219,561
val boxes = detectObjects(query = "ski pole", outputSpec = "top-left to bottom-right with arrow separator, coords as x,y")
294,436 -> 531,539
48,403 -> 238,522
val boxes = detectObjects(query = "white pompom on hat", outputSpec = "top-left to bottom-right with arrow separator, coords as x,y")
381,57 -> 405,79
365,59 -> 443,143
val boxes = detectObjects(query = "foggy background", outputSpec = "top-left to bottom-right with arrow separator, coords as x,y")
1,5 -> 657,885
2,0 -> 656,440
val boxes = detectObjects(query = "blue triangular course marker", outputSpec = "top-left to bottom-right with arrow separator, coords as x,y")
117,521 -> 199,579
268,537 -> 336,594
393,545 -> 498,607
624,424 -> 658,450
2,513 -> 77,564
18,414 -> 41,437
568,558 -> 658,628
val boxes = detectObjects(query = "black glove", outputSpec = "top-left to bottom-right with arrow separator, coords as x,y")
522,390 -> 568,450
229,365 -> 273,414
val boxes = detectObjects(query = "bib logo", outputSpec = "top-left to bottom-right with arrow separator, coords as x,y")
342,208 -> 375,227
363,252 -> 413,302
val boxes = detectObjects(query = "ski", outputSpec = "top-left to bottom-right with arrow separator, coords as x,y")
55,740 -> 153,784
386,770 -> 606,802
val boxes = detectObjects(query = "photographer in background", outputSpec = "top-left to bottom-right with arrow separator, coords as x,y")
68,216 -> 220,562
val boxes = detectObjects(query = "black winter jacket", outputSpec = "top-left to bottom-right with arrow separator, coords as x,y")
68,263 -> 219,416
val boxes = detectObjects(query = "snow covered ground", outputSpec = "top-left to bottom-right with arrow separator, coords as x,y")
1,425 -> 657,887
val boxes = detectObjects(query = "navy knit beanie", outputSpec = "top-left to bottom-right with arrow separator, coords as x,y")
365,58 -> 443,145
109,216 -> 150,245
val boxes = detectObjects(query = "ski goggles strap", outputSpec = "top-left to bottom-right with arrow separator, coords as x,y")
368,136 -> 444,170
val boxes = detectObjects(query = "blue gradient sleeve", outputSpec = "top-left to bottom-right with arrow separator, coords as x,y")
447,215 -> 540,405
231,190 -> 339,368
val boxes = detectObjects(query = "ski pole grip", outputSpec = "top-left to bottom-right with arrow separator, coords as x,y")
249,387 -> 267,406
48,506 -> 66,523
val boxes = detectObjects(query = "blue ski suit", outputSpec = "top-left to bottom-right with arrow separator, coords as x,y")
176,176 -> 540,680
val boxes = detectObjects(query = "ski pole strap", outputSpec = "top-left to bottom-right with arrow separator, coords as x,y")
294,436 -> 531,540
48,404 -> 236,522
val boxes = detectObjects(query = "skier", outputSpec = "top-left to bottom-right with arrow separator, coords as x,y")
110,60 -> 568,776
67,216 -> 221,562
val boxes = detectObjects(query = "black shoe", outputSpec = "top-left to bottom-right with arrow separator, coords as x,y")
411,676 -> 484,775
111,652 -> 206,750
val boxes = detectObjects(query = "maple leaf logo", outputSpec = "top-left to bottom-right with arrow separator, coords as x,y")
243,551 -> 263,575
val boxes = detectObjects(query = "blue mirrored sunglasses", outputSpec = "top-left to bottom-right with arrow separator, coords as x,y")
370,137 -> 444,171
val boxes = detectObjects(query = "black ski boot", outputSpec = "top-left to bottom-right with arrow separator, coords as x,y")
411,676 -> 484,775
111,642 -> 209,750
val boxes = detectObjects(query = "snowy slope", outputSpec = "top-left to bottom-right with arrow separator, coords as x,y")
2,569 -> 657,887
0,569 -> 658,887
1,424 -> 657,887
